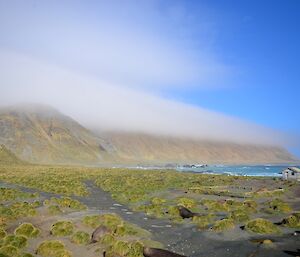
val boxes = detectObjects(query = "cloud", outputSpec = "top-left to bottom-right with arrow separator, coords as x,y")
0,1 -> 296,149
0,50 -> 290,146
0,0 -> 231,90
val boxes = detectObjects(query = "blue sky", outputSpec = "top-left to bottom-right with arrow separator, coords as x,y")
164,0 -> 300,132
0,0 -> 299,156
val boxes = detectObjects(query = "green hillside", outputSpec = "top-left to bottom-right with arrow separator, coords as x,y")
0,144 -> 26,165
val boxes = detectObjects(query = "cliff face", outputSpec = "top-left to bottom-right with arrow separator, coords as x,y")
99,132 -> 298,165
0,104 -> 297,165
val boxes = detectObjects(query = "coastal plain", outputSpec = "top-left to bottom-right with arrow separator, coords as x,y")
0,163 -> 299,257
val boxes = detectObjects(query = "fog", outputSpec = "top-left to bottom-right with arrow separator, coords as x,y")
0,1 -> 295,148
0,50 -> 289,146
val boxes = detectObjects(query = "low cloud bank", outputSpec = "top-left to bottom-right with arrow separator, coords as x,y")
0,51 -> 291,147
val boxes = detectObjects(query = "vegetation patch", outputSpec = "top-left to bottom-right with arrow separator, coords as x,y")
248,188 -> 284,198
229,209 -> 250,223
243,200 -> 258,213
176,197 -> 197,209
0,229 -> 6,240
263,198 -> 291,214
0,234 -> 27,249
0,188 -> 38,202
0,245 -> 19,257
192,214 -> 214,230
44,197 -> 86,211
281,213 -> 300,228
211,218 -> 235,232
0,201 -> 38,221
36,240 -> 72,257
50,221 -> 74,237
245,218 -> 280,234
70,231 -> 89,245
201,199 -> 229,212
48,205 -> 62,215
15,223 -> 40,238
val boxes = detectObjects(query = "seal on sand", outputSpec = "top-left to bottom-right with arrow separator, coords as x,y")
178,206 -> 201,219
91,225 -> 111,243
143,247 -> 187,257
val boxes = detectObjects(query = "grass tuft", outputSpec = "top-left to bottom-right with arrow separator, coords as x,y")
51,221 -> 74,237
245,218 -> 280,234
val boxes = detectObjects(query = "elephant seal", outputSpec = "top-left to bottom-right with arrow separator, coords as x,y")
91,225 -> 111,243
143,247 -> 187,257
178,206 -> 201,219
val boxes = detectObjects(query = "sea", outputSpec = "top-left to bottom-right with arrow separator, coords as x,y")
176,165 -> 300,177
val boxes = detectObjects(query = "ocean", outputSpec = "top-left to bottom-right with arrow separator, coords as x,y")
176,165 -> 299,177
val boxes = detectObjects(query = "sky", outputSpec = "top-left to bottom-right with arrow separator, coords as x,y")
0,0 -> 299,156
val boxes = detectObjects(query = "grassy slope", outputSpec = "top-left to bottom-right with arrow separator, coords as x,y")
0,145 -> 26,165
100,131 -> 298,164
0,105 -> 114,165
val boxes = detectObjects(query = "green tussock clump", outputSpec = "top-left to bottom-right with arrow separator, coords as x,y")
0,235 -> 27,249
82,215 -> 101,228
36,240 -> 72,257
201,199 -> 229,212
0,188 -> 38,202
0,229 -> 6,240
0,201 -> 38,221
0,217 -> 6,229
150,197 -> 166,205
229,209 -> 250,223
211,218 -> 235,232
45,197 -> 86,211
243,200 -> 258,213
48,205 -> 62,215
95,214 -> 122,231
50,221 -> 74,237
14,223 -> 40,238
176,198 -> 197,209
20,253 -> 35,257
0,245 -> 19,257
100,213 -> 122,229
249,188 -> 284,198
105,240 -> 144,257
245,218 -> 281,234
281,213 -> 300,228
100,234 -> 116,246
224,199 -> 243,210
192,214 -> 214,230
70,231 -> 89,245
264,198 -> 292,214
135,204 -> 165,218
111,240 -> 131,256
82,213 -> 143,236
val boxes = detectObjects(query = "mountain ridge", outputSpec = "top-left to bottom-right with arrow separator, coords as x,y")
0,104 -> 298,165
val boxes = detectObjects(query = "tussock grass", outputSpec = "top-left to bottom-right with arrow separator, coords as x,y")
0,188 -> 38,202
176,197 -> 197,209
245,218 -> 280,234
70,231 -> 89,245
15,223 -> 40,238
0,234 -> 28,249
212,218 -> 235,232
47,205 -> 62,215
281,213 -> 300,228
0,245 -> 19,257
50,221 -> 74,237
44,197 -> 86,211
36,240 -> 72,257
192,214 -> 214,230
263,198 -> 291,214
